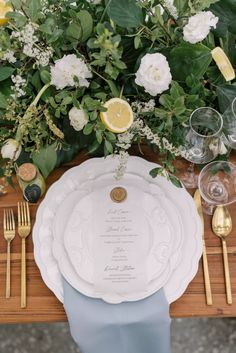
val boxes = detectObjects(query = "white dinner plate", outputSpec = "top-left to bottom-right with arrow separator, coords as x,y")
33,156 -> 202,304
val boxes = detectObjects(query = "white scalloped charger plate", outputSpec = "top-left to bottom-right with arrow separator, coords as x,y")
32,156 -> 202,304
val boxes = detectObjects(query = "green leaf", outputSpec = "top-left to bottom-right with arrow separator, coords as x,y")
173,0 -> 189,15
83,123 -> 94,135
7,11 -> 27,27
0,67 -> 15,82
105,131 -> 116,142
189,0 -> 220,13
77,10 -> 93,42
107,0 -> 144,28
211,0 -> 236,37
168,174 -> 183,188
26,0 -> 41,21
40,70 -> 51,84
56,144 -> 81,167
32,143 -> 57,179
88,140 -> 100,154
38,18 -> 55,34
216,83 -> 236,112
107,80 -> 119,97
96,130 -> 103,144
0,93 -> 8,109
149,167 -> 162,178
66,22 -> 82,40
168,43 -> 212,81
104,140 -> 113,154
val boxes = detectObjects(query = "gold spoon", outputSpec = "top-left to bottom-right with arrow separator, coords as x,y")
212,205 -> 233,304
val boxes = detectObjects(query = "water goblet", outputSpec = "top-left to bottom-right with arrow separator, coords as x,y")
181,107 -> 223,188
222,97 -> 236,149
198,161 -> 236,214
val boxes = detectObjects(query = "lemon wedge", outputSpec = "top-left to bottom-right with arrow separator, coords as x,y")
100,98 -> 134,133
211,47 -> 235,82
0,1 -> 12,26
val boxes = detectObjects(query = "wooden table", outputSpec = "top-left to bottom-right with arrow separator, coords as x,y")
0,150 -> 236,323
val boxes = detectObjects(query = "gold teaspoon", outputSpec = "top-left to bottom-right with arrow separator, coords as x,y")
212,206 -> 233,305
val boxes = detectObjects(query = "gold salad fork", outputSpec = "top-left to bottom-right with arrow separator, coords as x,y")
3,209 -> 15,299
18,202 -> 31,308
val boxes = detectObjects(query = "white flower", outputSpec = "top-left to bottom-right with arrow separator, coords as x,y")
161,0 -> 178,19
69,107 -> 89,131
2,50 -> 16,64
135,53 -> 172,96
1,139 -> 22,161
183,11 -> 218,44
51,54 -> 92,90
11,74 -> 27,98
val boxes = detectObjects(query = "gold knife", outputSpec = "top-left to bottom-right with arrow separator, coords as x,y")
194,189 -> 213,305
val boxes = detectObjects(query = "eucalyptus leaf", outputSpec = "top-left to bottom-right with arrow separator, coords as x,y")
107,0 -> 144,28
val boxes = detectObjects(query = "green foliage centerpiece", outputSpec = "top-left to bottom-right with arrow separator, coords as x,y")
0,0 -> 235,185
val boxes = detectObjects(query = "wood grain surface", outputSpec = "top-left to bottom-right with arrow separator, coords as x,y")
0,149 -> 235,323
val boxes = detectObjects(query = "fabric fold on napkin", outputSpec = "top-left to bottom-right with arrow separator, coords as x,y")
63,278 -> 171,353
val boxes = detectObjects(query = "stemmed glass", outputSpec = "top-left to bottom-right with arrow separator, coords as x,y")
222,97 -> 236,149
198,161 -> 236,214
181,107 -> 223,188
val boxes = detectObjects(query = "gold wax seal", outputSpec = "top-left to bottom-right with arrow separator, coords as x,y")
110,187 -> 127,203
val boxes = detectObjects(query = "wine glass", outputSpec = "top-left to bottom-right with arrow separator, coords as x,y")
222,97 -> 236,149
181,107 -> 223,188
198,161 -> 236,214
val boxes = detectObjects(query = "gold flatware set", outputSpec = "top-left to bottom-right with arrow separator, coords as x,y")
194,190 -> 233,306
3,202 -> 31,308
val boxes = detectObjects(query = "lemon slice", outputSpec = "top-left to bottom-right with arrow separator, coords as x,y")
0,1 -> 12,26
100,98 -> 134,133
211,47 -> 235,82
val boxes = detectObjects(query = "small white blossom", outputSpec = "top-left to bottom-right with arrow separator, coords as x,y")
135,53 -> 172,96
141,123 -> 185,157
117,132 -> 134,150
2,50 -> 17,64
69,107 -> 89,131
183,11 -> 218,44
131,99 -> 155,113
51,54 -> 92,90
11,75 -> 27,98
161,0 -> 178,19
114,151 -> 129,180
11,22 -> 53,66
1,139 -> 22,161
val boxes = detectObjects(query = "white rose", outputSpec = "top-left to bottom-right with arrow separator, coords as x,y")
69,107 -> 89,131
135,53 -> 172,96
51,54 -> 92,90
183,11 -> 218,44
1,139 -> 22,160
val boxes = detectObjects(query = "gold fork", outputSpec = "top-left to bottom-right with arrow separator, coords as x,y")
18,202 -> 31,308
3,209 -> 15,299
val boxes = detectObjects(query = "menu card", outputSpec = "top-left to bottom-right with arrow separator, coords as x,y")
92,185 -> 148,294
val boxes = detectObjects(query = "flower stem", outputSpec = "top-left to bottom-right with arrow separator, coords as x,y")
31,83 -> 51,107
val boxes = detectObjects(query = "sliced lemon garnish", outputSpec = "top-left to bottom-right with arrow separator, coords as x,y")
211,47 -> 235,82
0,1 -> 12,26
100,98 -> 134,133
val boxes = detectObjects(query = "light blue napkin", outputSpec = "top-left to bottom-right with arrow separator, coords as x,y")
63,278 -> 171,353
